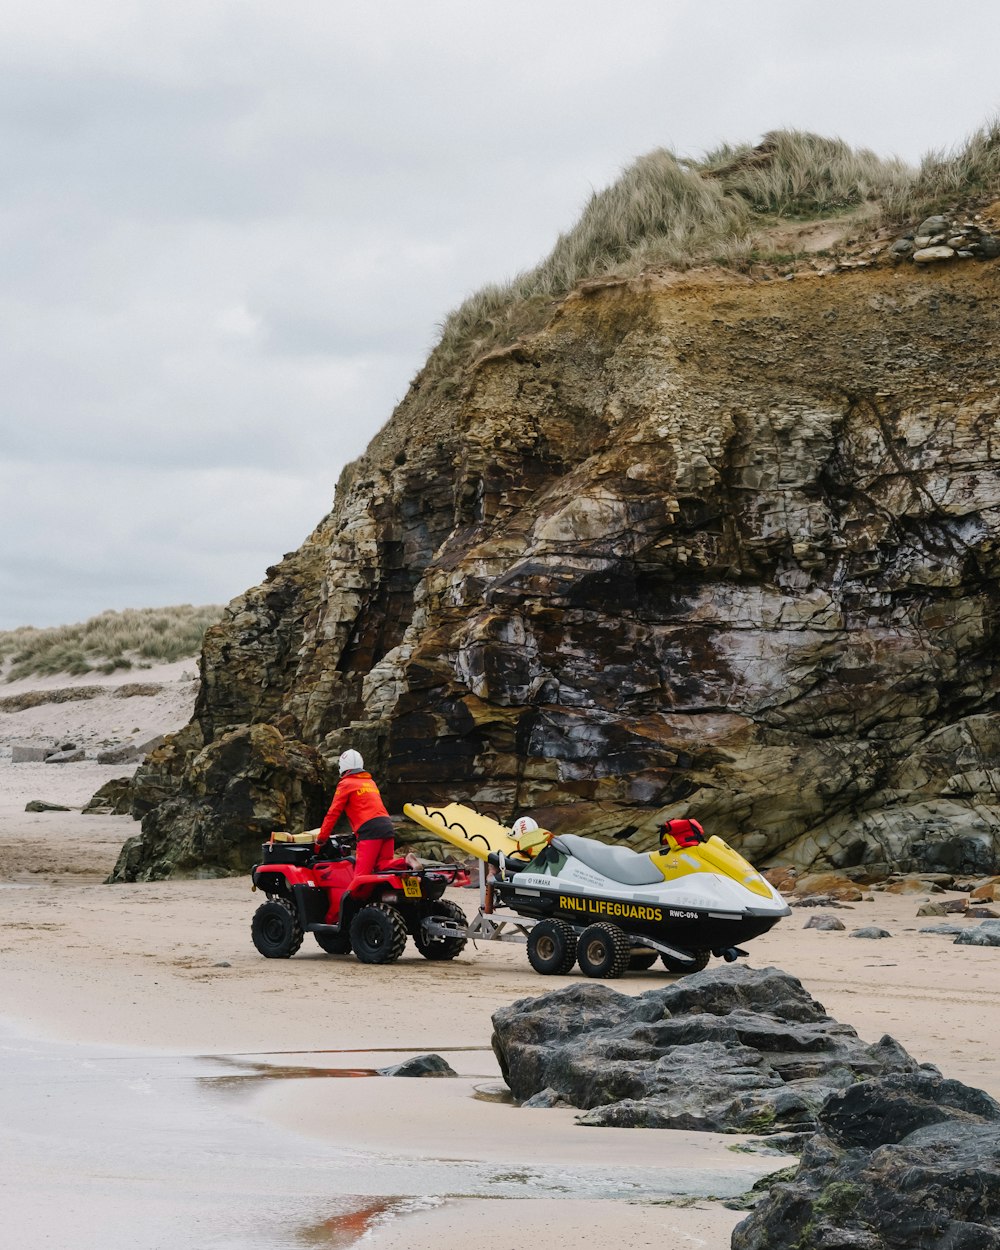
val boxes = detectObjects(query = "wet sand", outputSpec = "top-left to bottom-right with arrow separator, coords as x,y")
0,1013 -> 775,1249
1,757 -> 999,1248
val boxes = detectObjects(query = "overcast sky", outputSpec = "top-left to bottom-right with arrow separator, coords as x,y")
2,0 -> 998,629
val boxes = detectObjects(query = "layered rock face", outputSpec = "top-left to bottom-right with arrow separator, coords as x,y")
113,261 -> 1000,879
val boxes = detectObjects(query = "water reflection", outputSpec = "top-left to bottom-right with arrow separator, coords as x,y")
200,1060 -> 380,1095
296,1197 -> 442,1247
0,1019 -> 784,1250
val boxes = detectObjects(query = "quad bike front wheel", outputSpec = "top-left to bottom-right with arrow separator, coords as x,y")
314,930 -> 352,955
527,918 -> 578,975
349,903 -> 408,964
415,899 -> 468,961
661,949 -> 710,974
576,922 -> 631,979
251,899 -> 304,958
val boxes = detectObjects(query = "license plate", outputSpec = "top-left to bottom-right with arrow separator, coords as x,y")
402,876 -> 422,898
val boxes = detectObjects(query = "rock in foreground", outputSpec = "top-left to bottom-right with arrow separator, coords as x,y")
733,1073 -> 1000,1249
490,965 -> 931,1135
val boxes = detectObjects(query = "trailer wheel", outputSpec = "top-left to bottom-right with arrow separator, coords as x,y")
314,930 -> 352,955
349,903 -> 408,964
628,950 -> 658,971
577,923 -> 630,979
251,899 -> 303,958
661,949 -> 710,974
526,919 -> 578,975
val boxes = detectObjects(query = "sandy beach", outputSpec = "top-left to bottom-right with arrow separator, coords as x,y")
2,668 -> 998,1248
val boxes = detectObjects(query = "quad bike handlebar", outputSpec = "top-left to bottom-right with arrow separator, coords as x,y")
313,834 -> 356,863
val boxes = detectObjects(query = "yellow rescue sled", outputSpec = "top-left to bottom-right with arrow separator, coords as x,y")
403,802 -> 521,861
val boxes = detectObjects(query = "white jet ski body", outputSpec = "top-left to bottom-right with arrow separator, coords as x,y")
496,831 -> 791,953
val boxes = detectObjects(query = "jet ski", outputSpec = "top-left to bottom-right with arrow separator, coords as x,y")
403,802 -> 790,977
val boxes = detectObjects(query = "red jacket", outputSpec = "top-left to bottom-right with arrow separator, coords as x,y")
319,772 -> 390,841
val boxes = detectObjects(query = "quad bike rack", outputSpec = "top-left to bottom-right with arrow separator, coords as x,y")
417,855 -> 538,944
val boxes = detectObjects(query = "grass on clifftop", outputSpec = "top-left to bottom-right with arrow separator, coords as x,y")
0,605 -> 223,682
426,121 -> 1000,387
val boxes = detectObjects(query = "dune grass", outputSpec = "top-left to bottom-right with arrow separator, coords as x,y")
432,149 -> 750,372
0,605 -> 223,681
906,119 -> 1000,213
697,130 -> 913,218
423,121 -> 1000,389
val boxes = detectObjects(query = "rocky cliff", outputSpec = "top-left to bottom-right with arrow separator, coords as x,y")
111,203 -> 1000,881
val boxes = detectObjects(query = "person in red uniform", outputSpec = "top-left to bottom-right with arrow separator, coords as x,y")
316,749 -> 419,875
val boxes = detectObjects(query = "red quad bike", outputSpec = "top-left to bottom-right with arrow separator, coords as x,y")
250,833 -> 469,964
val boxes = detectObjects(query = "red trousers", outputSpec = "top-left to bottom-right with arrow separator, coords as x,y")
354,838 -> 409,876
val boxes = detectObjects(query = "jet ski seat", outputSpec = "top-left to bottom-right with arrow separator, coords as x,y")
553,834 -> 665,886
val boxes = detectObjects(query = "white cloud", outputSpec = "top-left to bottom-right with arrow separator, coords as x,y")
2,0 -> 999,627
0,458 -> 333,628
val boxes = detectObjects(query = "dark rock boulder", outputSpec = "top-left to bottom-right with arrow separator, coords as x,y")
128,721 -> 206,820
379,1053 -> 457,1077
24,799 -> 71,812
97,735 -> 165,765
107,723 -> 327,882
490,981 -> 644,1096
955,919 -> 1000,947
521,1087 -> 573,1108
820,1072 -> 1000,1148
612,962 -> 835,1024
82,777 -> 133,815
732,1074 -> 1000,1249
491,966 -> 930,1135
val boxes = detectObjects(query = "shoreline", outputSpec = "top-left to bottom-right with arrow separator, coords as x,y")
0,1012 -> 774,1249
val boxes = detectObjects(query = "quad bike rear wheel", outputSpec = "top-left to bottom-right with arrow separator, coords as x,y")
527,918 -> 578,975
576,922 -> 631,979
415,899 -> 468,961
314,930 -> 352,955
661,949 -> 710,974
252,899 -> 304,958
628,949 -> 659,971
349,902 -> 408,964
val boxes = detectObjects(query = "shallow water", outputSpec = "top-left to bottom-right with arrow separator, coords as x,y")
1,1018 -> 768,1249
1,1019 -> 349,1249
